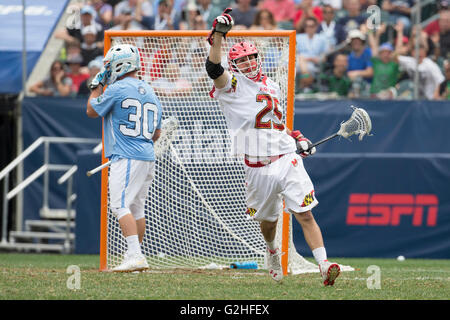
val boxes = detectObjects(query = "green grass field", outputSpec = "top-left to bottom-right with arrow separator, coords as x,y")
0,253 -> 449,300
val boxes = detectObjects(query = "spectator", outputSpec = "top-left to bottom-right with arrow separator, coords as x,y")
410,24 -> 435,57
181,47 -> 211,95
197,0 -> 225,27
152,62 -> 193,97
346,29 -> 373,83
80,25 -> 104,67
368,23 -> 400,99
111,6 -> 145,30
64,39 -> 83,62
91,0 -> 114,29
296,17 -> 328,91
29,60 -> 71,97
424,7 -> 450,59
55,5 -> 104,46
192,13 -> 207,30
337,0 -> 367,33
434,60 -> 450,99
65,54 -> 90,95
250,9 -> 277,30
260,0 -> 296,26
381,0 -> 415,35
232,0 -> 258,29
293,0 -> 323,33
114,0 -> 153,25
317,53 -> 352,97
398,41 -> 445,99
78,58 -> 103,96
140,0 -> 181,30
179,2 -> 201,30
317,4 -> 347,49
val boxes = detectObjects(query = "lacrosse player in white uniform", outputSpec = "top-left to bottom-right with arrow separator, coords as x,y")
87,44 -> 163,272
205,9 -> 340,285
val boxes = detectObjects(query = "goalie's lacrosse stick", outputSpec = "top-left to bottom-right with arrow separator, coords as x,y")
86,116 -> 179,176
302,105 -> 372,153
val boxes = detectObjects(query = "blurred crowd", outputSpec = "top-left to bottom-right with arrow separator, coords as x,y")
29,0 -> 450,100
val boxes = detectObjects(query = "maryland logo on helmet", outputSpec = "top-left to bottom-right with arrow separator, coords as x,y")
301,190 -> 315,207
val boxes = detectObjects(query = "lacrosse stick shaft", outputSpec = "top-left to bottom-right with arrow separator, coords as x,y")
86,160 -> 111,177
309,133 -> 339,149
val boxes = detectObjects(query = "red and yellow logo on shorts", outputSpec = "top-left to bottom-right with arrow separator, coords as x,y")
246,208 -> 257,217
301,190 -> 315,207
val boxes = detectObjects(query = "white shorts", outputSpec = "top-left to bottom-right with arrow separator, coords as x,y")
109,158 -> 155,220
244,152 -> 318,222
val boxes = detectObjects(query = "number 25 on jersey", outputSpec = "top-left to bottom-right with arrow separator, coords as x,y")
255,94 -> 285,131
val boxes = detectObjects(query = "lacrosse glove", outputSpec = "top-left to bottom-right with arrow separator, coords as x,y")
290,130 -> 316,158
207,8 -> 234,45
89,63 -> 111,90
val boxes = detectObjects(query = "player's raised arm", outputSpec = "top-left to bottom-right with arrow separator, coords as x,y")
205,8 -> 234,89
86,62 -> 111,117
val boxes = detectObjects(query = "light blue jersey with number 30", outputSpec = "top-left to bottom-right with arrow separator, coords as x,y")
90,77 -> 162,161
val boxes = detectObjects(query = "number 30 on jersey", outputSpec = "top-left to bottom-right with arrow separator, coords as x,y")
119,98 -> 158,140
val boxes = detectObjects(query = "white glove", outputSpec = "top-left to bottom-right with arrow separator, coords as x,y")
89,63 -> 110,90
207,8 -> 234,45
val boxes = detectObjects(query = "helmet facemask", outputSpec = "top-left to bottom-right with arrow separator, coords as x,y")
229,54 -> 262,81
228,42 -> 262,82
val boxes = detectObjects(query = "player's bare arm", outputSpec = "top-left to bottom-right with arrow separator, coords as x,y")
207,33 -> 229,89
206,8 -> 234,89
86,61 -> 111,118
86,85 -> 102,118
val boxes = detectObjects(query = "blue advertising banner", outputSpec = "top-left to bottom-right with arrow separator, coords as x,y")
0,0 -> 69,93
294,99 -> 450,154
296,154 -> 450,259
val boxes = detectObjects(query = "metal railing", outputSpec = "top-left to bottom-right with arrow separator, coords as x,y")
0,136 -> 101,246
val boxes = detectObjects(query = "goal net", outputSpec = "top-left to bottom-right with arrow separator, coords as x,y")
100,30 -> 319,274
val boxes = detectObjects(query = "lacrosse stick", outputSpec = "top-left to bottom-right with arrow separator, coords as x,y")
301,105 -> 372,153
86,116 -> 179,176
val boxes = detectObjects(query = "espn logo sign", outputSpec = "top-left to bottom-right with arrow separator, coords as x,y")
347,194 -> 438,227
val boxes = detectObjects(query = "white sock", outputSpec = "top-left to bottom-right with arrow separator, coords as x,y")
312,247 -> 327,264
126,235 -> 141,255
266,240 -> 277,252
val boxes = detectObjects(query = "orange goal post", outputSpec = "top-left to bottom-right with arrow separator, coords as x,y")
99,30 -> 319,274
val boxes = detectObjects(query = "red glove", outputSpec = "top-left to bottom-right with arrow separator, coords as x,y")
207,8 -> 234,45
290,130 -> 316,158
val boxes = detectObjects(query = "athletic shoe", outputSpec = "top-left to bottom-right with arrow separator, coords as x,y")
266,248 -> 283,282
319,260 -> 340,286
112,252 -> 149,273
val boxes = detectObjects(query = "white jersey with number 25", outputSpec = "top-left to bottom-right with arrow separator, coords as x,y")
210,73 -> 296,157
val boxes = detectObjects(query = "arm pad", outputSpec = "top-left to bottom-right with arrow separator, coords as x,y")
205,57 -> 224,80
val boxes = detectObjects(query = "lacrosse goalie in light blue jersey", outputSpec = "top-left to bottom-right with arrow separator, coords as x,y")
87,44 -> 162,272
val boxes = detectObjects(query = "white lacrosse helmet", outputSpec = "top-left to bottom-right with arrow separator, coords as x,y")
104,44 -> 140,84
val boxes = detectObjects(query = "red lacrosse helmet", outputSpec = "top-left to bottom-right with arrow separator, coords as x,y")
228,41 -> 262,81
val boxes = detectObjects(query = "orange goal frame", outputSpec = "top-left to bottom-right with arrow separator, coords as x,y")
99,30 -> 297,274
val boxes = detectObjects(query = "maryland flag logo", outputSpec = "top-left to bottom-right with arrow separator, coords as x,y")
246,208 -> 257,217
226,75 -> 237,93
301,190 -> 315,207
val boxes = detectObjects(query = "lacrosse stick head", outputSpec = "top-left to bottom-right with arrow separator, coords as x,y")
154,116 -> 179,158
337,105 -> 372,141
